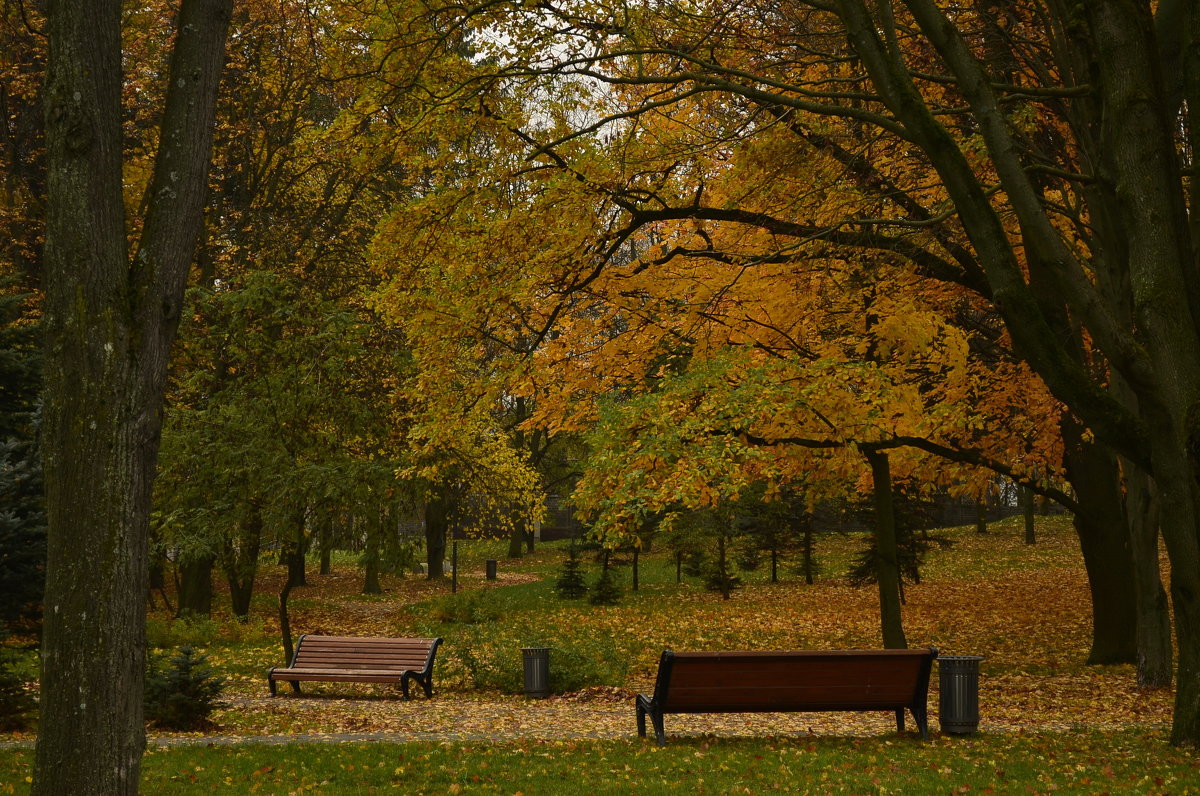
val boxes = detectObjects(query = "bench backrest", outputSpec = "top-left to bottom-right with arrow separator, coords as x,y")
654,648 -> 936,713
291,635 -> 441,673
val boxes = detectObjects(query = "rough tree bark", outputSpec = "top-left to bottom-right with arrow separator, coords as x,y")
863,447 -> 907,649
32,1 -> 232,793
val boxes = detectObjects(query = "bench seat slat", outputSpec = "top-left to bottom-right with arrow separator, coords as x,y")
293,655 -> 431,666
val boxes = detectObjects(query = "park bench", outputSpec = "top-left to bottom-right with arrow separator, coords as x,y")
267,635 -> 442,699
636,647 -> 938,744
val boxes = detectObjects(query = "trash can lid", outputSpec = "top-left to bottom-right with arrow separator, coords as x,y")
938,655 -> 984,662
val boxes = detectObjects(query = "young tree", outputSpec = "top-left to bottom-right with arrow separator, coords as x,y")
33,1 -> 231,792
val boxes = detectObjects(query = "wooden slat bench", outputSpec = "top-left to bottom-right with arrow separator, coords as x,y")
267,635 -> 442,699
636,647 -> 938,744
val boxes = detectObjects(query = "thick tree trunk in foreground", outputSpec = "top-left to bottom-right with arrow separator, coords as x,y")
864,448 -> 906,649
32,1 -> 231,793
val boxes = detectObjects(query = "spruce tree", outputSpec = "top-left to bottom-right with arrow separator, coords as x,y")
555,546 -> 588,599
144,646 -> 226,730
0,286 -> 44,632
588,551 -> 622,605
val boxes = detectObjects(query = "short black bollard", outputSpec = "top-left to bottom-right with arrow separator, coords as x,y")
522,647 -> 551,698
939,655 -> 984,735
485,559 -> 497,580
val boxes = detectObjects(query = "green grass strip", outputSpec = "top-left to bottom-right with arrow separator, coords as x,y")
1,729 -> 1197,794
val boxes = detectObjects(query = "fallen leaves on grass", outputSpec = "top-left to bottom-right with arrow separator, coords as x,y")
9,518 -> 1174,747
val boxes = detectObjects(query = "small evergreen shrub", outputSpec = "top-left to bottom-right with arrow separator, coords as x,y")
735,540 -> 762,572
681,550 -> 707,578
702,560 -> 742,596
555,548 -> 588,599
588,566 -> 622,606
144,646 -> 226,730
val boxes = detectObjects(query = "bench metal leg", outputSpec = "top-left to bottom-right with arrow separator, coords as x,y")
651,713 -> 666,745
895,708 -> 905,734
635,695 -> 665,744
911,704 -> 930,740
290,680 -> 302,695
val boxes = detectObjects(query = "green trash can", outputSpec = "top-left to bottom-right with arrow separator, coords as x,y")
938,655 -> 983,735
522,647 -> 550,698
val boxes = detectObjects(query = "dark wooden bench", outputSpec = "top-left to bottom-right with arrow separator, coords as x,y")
636,647 -> 937,744
267,635 -> 442,699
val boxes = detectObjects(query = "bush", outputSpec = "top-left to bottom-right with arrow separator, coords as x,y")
555,548 -> 588,599
703,560 -> 741,596
548,638 -> 628,693
431,589 -> 501,625
588,566 -> 622,606
144,646 -> 226,730
0,645 -> 36,731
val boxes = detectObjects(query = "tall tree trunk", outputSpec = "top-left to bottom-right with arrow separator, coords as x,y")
221,509 -> 261,621
362,513 -> 383,595
864,448 -> 907,649
278,575 -> 295,665
176,553 -> 215,618
1124,463 -> 1173,688
975,500 -> 988,534
148,555 -> 172,613
282,505 -> 308,588
1061,431 -> 1139,664
424,493 -> 448,579
507,514 -> 524,559
318,516 -> 333,576
1022,485 -> 1036,545
32,2 -> 231,793
802,525 -> 815,585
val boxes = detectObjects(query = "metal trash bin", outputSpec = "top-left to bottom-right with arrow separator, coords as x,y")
939,655 -> 983,735
522,647 -> 551,698
485,559 -> 498,580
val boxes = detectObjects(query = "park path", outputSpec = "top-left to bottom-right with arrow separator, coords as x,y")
151,687 -> 1168,747
1,675 -> 1174,749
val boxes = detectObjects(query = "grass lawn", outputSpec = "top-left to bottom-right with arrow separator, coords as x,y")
0,514 -> 1194,793
1,731 -> 1197,794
